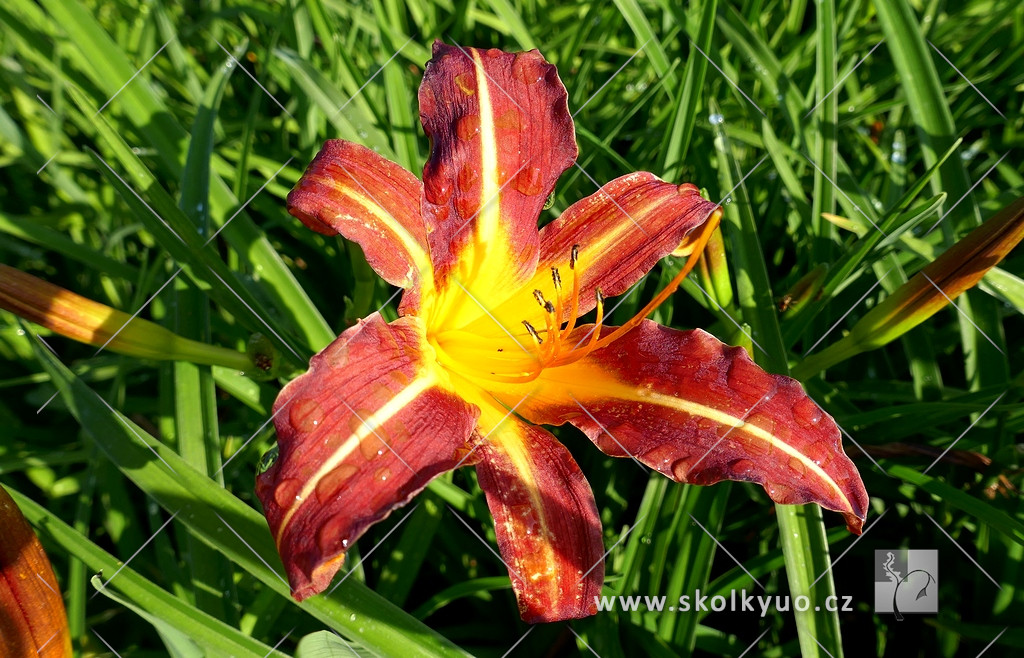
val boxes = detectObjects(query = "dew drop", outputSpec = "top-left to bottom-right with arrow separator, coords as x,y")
724,196 -> 733,204
512,53 -> 545,84
455,72 -> 475,95
349,613 -> 357,622
388,369 -> 411,387
375,466 -> 392,482
457,163 -> 479,192
456,114 -> 481,140
454,194 -> 478,219
729,459 -> 755,477
273,478 -> 303,508
512,166 -> 544,195
315,464 -> 359,503
670,457 -> 695,481
709,113 -> 724,125
677,182 -> 699,196
495,108 -> 521,131
423,162 -> 454,205
316,514 -> 350,553
289,398 -> 323,433
324,340 -> 349,368
360,432 -> 385,460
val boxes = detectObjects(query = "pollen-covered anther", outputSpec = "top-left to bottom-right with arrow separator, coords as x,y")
522,320 -> 543,347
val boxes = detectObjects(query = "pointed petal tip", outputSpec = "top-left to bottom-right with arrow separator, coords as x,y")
844,511 -> 865,535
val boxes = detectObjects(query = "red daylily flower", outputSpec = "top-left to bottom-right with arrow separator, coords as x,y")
257,43 -> 869,623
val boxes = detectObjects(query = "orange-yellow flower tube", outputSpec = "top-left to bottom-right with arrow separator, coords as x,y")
0,264 -> 253,371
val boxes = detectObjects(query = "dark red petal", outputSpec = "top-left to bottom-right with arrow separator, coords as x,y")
473,408 -> 603,623
463,174 -> 720,337
287,140 -> 432,294
494,321 -> 869,533
256,313 -> 479,599
418,43 -> 578,325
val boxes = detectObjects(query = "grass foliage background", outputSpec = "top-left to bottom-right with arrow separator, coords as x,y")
1,0 -> 1022,656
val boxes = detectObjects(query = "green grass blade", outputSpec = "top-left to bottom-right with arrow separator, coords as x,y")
5,486 -> 284,657
28,330 -> 471,658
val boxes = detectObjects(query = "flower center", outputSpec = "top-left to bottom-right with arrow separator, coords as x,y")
431,211 -> 721,386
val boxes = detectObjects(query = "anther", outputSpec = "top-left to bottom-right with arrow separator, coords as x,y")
522,320 -> 543,344
551,267 -> 562,289
595,288 -> 604,305
532,289 -> 546,306
544,301 -> 555,314
570,244 -> 579,269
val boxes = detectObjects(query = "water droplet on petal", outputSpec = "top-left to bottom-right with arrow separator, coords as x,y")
273,478 -> 303,508
513,166 -> 544,195
315,464 -> 359,503
729,458 -> 755,477
324,340 -> 349,368
317,514 -> 350,553
455,72 -> 475,95
423,160 -> 454,205
495,108 -> 521,130
375,466 -> 392,482
456,114 -> 481,140
289,398 -> 323,433
677,183 -> 699,196
512,53 -> 545,84
457,163 -> 479,192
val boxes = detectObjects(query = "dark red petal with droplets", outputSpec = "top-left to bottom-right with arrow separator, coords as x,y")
256,313 -> 479,599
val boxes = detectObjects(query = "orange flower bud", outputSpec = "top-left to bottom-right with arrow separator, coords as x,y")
0,264 -> 253,371
0,485 -> 72,657
795,197 -> 1024,378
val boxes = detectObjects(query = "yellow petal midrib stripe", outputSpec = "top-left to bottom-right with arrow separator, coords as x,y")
472,50 -> 501,245
276,375 -> 435,543
310,174 -> 433,284
533,374 -> 854,515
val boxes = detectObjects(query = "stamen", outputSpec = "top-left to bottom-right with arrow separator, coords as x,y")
522,320 -> 543,346
550,267 -> 564,361
582,288 -> 605,355
592,208 -> 722,349
532,289 -> 546,307
561,247 -> 582,342
544,301 -> 555,314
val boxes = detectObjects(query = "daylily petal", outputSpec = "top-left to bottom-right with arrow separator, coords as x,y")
471,398 -> 603,623
0,486 -> 72,657
491,321 -> 869,532
287,140 -> 433,297
256,312 -> 479,599
465,175 -> 721,335
419,43 -> 577,326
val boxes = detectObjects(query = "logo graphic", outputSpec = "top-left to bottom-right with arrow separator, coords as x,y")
874,549 -> 938,619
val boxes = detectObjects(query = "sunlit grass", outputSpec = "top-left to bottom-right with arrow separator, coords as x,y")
0,0 -> 1021,656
